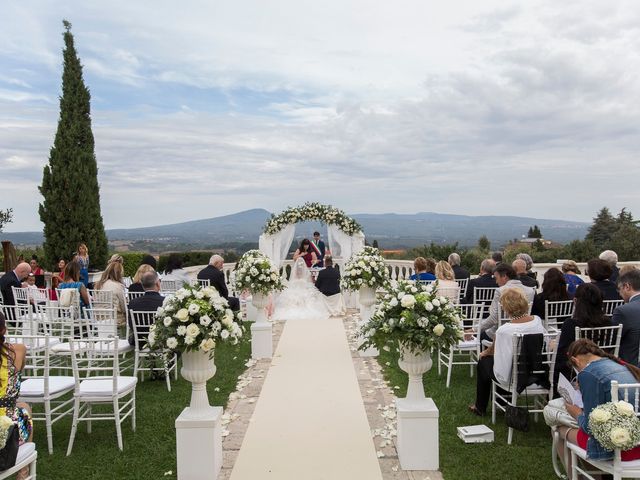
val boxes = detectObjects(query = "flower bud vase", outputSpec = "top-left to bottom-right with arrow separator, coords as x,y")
181,350 -> 217,418
398,343 -> 432,404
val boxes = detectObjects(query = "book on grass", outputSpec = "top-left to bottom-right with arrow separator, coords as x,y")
558,373 -> 583,408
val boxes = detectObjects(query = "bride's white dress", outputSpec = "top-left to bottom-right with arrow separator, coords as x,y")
272,258 -> 331,321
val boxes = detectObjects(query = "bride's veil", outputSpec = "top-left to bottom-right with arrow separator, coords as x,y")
290,257 -> 311,283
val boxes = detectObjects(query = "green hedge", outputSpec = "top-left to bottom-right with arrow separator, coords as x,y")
118,252 -> 147,277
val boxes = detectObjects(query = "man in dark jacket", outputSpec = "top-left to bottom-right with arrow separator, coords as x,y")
128,271 -> 165,346
448,253 -> 470,279
0,262 -> 31,305
315,256 -> 341,296
197,255 -> 240,310
462,259 -> 497,305
613,269 -> 640,365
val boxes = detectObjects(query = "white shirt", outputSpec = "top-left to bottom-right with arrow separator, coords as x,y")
493,315 -> 546,386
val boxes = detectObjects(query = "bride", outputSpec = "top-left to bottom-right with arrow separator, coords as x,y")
271,258 -> 331,321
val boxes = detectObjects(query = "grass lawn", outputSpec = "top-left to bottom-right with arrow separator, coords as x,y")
376,348 -> 557,480
30,324 -> 252,480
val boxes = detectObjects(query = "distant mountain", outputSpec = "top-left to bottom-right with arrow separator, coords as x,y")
1,208 -> 589,248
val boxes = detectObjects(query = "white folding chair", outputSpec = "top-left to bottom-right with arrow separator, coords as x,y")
0,442 -> 37,479
87,289 -> 113,310
197,278 -> 210,287
66,337 -> 137,455
545,300 -> 575,330
125,291 -> 144,306
575,325 -> 623,357
568,381 -> 640,480
122,277 -> 133,289
0,303 -> 35,336
12,334 -> 75,454
473,287 -> 498,305
604,299 -> 624,318
85,307 -> 134,356
129,310 -> 177,391
455,278 -> 469,300
492,332 -> 557,444
159,279 -> 178,294
438,303 -> 486,387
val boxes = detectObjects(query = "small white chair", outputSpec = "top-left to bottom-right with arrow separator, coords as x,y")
122,276 -> 133,288
125,291 -> 144,306
87,289 -> 113,310
575,325 -> 623,357
473,287 -> 498,305
197,279 -> 210,287
545,300 -> 575,330
568,381 -> 640,480
455,278 -> 469,300
66,337 -> 137,455
159,279 -> 178,294
604,299 -> 624,318
0,442 -> 37,479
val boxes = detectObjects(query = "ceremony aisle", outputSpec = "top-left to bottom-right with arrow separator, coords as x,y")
229,317 -> 383,480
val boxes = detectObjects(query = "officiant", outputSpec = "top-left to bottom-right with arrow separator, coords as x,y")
311,231 -> 328,267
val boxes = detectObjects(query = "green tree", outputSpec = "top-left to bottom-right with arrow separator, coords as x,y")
585,207 -> 616,250
39,20 -> 108,270
532,225 -> 542,238
477,235 -> 490,252
527,226 -> 533,238
372,239 -> 379,249
0,208 -> 12,233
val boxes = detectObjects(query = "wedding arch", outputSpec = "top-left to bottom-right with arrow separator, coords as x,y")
258,202 -> 366,267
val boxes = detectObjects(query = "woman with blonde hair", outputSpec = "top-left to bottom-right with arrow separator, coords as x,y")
94,260 -> 126,325
435,260 -> 460,303
128,264 -> 155,293
468,288 -> 546,416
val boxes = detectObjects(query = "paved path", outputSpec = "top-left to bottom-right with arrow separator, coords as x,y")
229,317 -> 383,480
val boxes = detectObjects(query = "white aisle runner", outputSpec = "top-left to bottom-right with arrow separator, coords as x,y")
229,317 -> 383,480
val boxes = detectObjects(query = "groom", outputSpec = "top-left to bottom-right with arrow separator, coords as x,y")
315,256 -> 341,296
310,231 -> 327,267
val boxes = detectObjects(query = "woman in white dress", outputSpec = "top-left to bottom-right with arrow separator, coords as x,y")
272,258 -> 330,321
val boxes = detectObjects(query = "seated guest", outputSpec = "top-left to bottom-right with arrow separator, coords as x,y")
0,262 -> 31,305
599,249 -> 620,284
553,284 -> 610,391
59,261 -> 91,308
29,256 -> 44,276
140,254 -> 158,271
531,267 -> 569,318
612,268 -> 640,365
479,263 -> 535,340
162,254 -> 191,285
513,258 -> 538,288
94,260 -> 127,326
128,264 -> 155,293
556,339 -> 640,472
314,256 -> 341,296
462,259 -> 497,305
468,288 -> 546,416
128,271 -> 165,346
491,251 -> 503,264
448,253 -> 470,279
22,273 -> 47,306
587,258 -> 621,300
516,253 -> 539,287
562,260 -> 584,296
409,257 -> 436,282
197,255 -> 239,311
435,261 -> 459,303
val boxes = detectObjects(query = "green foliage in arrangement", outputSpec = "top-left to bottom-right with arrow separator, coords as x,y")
38,20 -> 108,271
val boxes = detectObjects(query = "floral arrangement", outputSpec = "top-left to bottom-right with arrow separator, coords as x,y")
341,246 -> 390,291
263,202 -> 362,235
589,401 -> 640,451
359,280 -> 464,355
0,416 -> 13,449
148,284 -> 244,358
234,250 -> 284,294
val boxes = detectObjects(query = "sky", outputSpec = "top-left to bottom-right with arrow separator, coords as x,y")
1,0 -> 640,231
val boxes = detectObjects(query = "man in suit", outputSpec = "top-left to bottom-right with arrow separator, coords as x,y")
462,259 -> 497,305
0,262 -> 31,305
311,231 -> 327,267
448,253 -> 470,279
613,269 -> 640,365
197,255 -> 239,311
315,256 -> 341,296
128,271 -> 165,346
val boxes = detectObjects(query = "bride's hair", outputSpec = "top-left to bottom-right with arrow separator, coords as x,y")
299,239 -> 311,252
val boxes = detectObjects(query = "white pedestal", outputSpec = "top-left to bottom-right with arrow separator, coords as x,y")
245,300 -> 257,322
396,398 -> 439,471
175,406 -> 223,480
251,322 -> 273,359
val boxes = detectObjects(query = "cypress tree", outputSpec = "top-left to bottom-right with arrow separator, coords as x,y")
39,20 -> 108,269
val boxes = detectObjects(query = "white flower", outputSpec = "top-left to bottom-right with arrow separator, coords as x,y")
222,311 -> 234,327
157,307 -> 165,316
590,407 -> 611,423
194,290 -> 204,299
188,303 -> 200,315
148,331 -> 156,346
610,427 -> 632,448
175,308 -> 189,322
410,286 -> 417,293
424,301 -> 434,312
177,325 -> 187,336
163,317 -> 173,327
220,330 -> 230,340
199,338 -> 216,352
400,295 -> 416,308
616,401 -> 635,417
166,337 -> 178,349
186,323 -> 200,337
389,297 -> 398,307
433,324 -> 445,336
432,299 -> 441,307
200,315 -> 212,326
184,335 -> 196,345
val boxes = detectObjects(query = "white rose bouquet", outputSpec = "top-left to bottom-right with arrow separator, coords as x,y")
234,250 -> 284,294
341,246 -> 390,291
148,284 -> 244,358
359,280 -> 463,356
589,401 -> 640,452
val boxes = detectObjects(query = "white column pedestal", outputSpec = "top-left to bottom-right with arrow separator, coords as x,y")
251,322 -> 273,359
245,300 -> 257,322
396,398 -> 439,471
175,406 -> 223,480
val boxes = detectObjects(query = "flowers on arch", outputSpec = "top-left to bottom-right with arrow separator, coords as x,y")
341,246 -> 390,291
234,250 -> 284,295
359,280 -> 463,355
148,284 -> 244,358
588,401 -> 640,452
263,202 -> 363,236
